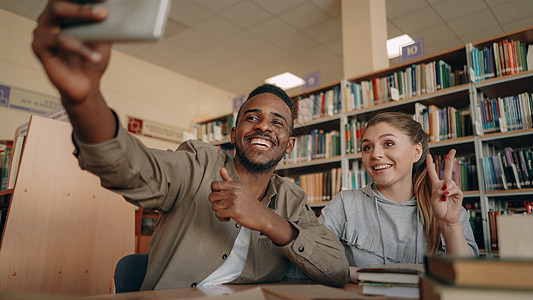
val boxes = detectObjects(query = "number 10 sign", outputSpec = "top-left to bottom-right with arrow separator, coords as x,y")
400,38 -> 424,63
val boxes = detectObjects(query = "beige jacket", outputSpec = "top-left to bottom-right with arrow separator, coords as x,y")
73,124 -> 349,289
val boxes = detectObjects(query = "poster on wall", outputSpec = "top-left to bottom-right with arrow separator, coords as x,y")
127,115 -> 187,144
0,83 -> 61,115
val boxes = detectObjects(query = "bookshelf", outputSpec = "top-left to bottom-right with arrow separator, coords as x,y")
0,115 -> 135,296
191,26 -> 533,255
467,26 -> 533,256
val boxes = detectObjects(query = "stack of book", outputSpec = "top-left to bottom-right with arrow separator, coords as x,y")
421,255 -> 533,300
356,263 -> 424,299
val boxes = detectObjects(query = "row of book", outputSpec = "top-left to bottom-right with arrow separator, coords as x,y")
414,103 -> 473,143
346,160 -> 373,190
288,168 -> 342,204
477,91 -> 533,134
345,60 -> 467,111
281,129 -> 340,165
194,113 -> 236,143
470,39 -> 531,82
0,147 -> 11,191
432,154 -> 478,192
346,153 -> 478,192
345,106 -> 474,156
465,205 -> 485,252
293,85 -> 341,124
481,146 -> 533,191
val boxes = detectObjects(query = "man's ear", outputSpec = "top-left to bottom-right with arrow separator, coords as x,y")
230,127 -> 236,145
285,136 -> 296,154
413,142 -> 423,163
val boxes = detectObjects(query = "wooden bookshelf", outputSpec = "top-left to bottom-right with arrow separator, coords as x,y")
0,115 -> 135,296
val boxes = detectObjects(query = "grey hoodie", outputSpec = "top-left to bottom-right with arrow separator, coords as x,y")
319,183 -> 479,267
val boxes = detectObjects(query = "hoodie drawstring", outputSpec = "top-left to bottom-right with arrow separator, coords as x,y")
374,196 -> 387,265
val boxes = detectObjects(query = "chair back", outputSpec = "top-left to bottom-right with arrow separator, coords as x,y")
114,253 -> 149,293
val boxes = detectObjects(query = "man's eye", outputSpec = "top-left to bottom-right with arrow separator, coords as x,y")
272,120 -> 283,126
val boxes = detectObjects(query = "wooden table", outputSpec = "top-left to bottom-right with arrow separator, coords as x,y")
81,283 -> 378,300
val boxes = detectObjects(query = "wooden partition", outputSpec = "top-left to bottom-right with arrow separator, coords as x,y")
0,115 -> 135,296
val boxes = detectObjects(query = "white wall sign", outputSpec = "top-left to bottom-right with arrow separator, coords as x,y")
0,83 -> 61,115
127,115 -> 186,144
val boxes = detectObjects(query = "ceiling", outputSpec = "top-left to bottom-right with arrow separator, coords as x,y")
2,0 -> 533,97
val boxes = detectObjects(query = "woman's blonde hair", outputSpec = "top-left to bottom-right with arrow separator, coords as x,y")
364,112 -> 441,253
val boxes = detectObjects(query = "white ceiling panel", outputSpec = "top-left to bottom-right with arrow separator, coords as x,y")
448,9 -> 499,37
2,0 -> 532,96
193,15 -> 242,40
274,32 -> 320,55
278,2 -> 331,30
432,0 -> 487,22
193,0 -> 240,13
168,28 -> 216,51
303,19 -> 342,45
393,7 -> 444,33
169,0 -> 214,26
460,26 -> 505,44
222,30 -> 268,52
251,0 -> 306,15
248,18 -> 298,42
310,0 -> 342,17
491,0 -> 533,25
219,1 -> 271,28
386,0 -> 428,19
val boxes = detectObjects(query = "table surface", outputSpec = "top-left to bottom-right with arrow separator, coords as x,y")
81,283 -> 384,300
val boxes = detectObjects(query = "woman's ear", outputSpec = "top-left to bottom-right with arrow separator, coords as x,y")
413,142 -> 423,163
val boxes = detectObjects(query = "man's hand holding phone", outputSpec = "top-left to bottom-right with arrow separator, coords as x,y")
32,0 -> 122,143
61,0 -> 171,42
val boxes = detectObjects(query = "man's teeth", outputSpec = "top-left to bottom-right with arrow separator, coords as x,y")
250,138 -> 272,148
374,164 -> 392,170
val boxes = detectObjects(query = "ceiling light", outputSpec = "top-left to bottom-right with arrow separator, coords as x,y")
265,72 -> 304,90
387,34 -> 414,59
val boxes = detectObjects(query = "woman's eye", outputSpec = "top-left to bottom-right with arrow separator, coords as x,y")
385,141 -> 394,147
362,145 -> 372,151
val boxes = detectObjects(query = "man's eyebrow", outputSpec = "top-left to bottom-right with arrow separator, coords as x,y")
272,112 -> 288,124
243,108 -> 261,115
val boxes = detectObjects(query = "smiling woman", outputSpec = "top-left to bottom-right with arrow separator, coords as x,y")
319,112 -> 479,283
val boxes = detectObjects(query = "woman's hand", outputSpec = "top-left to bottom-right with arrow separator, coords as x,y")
349,266 -> 361,283
426,149 -> 464,225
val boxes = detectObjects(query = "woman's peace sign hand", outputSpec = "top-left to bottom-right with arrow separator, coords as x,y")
426,149 -> 464,224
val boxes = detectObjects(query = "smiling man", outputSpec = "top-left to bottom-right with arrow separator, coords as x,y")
31,1 -> 348,289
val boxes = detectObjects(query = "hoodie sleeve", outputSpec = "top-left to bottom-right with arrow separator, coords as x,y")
318,192 -> 347,239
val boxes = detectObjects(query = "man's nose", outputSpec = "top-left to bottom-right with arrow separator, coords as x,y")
255,119 -> 272,132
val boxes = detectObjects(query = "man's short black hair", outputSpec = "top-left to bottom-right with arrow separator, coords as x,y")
246,83 -> 293,113
235,83 -> 294,134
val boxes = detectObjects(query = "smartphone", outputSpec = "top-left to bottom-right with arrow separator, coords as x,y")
61,0 -> 172,42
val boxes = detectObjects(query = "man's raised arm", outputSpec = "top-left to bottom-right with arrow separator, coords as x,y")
32,0 -> 116,143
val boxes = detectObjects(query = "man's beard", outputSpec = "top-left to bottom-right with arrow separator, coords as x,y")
235,146 -> 284,172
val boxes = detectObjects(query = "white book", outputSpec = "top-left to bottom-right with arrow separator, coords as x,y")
7,135 -> 25,190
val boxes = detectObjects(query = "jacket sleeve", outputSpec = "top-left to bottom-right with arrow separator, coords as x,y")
73,122 -> 207,213
276,201 -> 350,287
